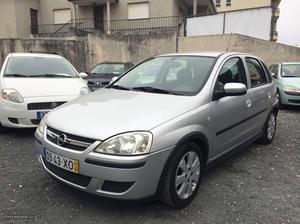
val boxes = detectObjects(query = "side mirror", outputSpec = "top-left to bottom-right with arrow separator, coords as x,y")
271,72 -> 277,79
110,76 -> 118,84
79,72 -> 88,78
224,83 -> 247,96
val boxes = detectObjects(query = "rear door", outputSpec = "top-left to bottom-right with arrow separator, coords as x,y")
211,56 -> 253,157
244,57 -> 273,135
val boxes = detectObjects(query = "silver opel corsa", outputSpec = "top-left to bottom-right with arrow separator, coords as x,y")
35,52 -> 278,208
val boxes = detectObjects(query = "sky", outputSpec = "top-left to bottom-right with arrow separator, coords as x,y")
277,0 -> 300,47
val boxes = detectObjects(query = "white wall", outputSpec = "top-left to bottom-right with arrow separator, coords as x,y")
186,7 -> 273,40
187,14 -> 224,36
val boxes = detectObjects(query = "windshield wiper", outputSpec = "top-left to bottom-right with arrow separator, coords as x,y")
4,74 -> 29,77
30,74 -> 72,78
107,85 -> 131,91
132,86 -> 180,95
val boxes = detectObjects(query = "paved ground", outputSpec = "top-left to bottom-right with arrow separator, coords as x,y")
0,108 -> 299,224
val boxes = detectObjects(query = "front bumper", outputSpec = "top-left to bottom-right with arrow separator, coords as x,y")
35,129 -> 173,200
279,89 -> 300,106
0,96 -> 76,128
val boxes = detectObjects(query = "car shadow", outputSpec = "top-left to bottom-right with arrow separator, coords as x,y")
279,105 -> 300,113
1,127 -> 36,138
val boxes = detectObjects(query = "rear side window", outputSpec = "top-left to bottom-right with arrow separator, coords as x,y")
246,58 -> 268,87
218,57 -> 247,86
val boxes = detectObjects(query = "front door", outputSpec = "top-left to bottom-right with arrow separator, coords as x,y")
211,57 -> 252,157
94,5 -> 104,31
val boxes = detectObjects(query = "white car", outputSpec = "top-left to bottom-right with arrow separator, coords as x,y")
0,53 -> 89,131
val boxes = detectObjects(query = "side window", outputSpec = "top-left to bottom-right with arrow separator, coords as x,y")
218,57 -> 247,86
246,58 -> 267,88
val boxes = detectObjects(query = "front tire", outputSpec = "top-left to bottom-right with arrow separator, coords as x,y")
160,142 -> 204,208
258,111 -> 277,145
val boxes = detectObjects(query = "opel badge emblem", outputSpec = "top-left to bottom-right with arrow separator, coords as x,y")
57,134 -> 67,146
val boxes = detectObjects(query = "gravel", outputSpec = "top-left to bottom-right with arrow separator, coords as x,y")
0,108 -> 299,224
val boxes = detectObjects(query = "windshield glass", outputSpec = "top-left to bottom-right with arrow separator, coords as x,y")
110,56 -> 216,96
4,56 -> 78,78
282,64 -> 300,77
91,64 -> 126,76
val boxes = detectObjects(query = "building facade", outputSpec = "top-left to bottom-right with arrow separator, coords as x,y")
215,0 -> 281,41
0,0 -> 216,38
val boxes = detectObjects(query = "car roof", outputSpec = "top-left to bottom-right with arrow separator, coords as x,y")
157,52 -> 254,58
95,62 -> 132,65
8,53 -> 63,59
281,62 -> 300,65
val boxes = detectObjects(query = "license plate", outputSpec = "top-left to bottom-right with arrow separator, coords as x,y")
37,111 -> 48,119
43,148 -> 79,174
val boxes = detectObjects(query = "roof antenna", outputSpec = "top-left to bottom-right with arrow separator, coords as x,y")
226,33 -> 232,52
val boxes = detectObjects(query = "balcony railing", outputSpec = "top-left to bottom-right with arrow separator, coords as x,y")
34,16 -> 184,37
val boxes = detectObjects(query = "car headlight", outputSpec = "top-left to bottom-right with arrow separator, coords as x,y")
37,116 -> 47,134
80,87 -> 90,96
283,85 -> 300,93
1,89 -> 24,103
94,132 -> 152,155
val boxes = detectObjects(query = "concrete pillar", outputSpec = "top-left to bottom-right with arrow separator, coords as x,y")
193,0 -> 197,16
107,0 -> 111,34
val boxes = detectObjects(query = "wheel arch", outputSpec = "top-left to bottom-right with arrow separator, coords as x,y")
156,132 -> 209,196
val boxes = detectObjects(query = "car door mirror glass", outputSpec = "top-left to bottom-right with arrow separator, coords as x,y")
224,83 -> 247,96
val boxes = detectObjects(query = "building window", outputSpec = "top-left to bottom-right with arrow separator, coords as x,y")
30,8 -> 38,34
128,2 -> 150,20
216,0 -> 221,7
226,0 -> 231,6
54,9 -> 71,24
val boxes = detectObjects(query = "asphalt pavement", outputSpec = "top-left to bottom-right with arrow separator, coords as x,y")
0,108 -> 299,224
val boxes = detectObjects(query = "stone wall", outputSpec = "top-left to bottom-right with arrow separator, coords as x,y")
1,33 -> 300,73
0,38 -> 87,72
178,34 -> 300,65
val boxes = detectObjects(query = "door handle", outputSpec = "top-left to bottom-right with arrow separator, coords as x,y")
246,99 -> 252,108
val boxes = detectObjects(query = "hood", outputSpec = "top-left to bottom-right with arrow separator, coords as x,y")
46,88 -> 197,140
281,77 -> 300,88
2,78 -> 87,98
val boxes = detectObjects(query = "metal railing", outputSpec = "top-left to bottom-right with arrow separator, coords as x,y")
35,16 -> 184,37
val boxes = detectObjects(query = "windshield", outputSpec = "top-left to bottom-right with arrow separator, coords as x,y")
109,56 -> 216,96
282,64 -> 300,77
91,64 -> 126,76
4,56 -> 79,78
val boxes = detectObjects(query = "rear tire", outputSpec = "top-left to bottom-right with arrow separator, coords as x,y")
160,142 -> 204,208
258,111 -> 277,145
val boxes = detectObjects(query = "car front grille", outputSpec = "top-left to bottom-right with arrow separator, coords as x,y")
46,126 -> 96,151
27,102 -> 66,110
43,158 -> 91,187
288,99 -> 300,104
